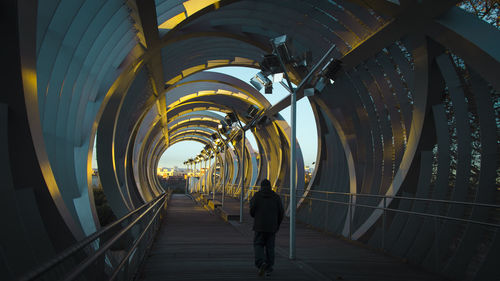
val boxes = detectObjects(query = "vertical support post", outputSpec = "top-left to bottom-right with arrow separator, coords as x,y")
325,192 -> 329,232
214,153 -> 217,196
289,84 -> 297,260
209,155 -> 212,194
222,150 -> 225,207
434,217 -> 439,271
213,152 -> 217,197
213,155 -> 216,202
382,197 -> 386,250
194,162 -> 197,192
240,130 -> 245,223
185,173 -> 188,195
204,158 -> 207,194
270,38 -> 337,261
349,194 -> 353,240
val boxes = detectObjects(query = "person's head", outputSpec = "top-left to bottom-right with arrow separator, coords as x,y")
260,179 -> 271,190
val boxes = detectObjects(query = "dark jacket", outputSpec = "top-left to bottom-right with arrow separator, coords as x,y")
250,187 -> 284,233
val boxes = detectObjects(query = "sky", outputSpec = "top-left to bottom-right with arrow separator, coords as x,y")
93,66 -> 319,169
158,66 -> 319,169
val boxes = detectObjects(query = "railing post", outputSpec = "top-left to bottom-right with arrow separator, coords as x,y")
239,130 -> 245,223
434,217 -> 439,271
349,193 -> 353,240
212,155 -> 216,202
222,152 -> 225,207
309,197 -> 312,218
382,196 -> 386,251
289,88 -> 297,260
213,152 -> 217,197
325,192 -> 329,232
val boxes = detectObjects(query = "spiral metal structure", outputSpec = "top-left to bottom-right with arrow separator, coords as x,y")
2,0 -> 499,280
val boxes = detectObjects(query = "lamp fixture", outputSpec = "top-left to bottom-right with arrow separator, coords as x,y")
250,71 -> 273,93
321,58 -> 342,82
249,76 -> 263,91
305,56 -> 342,95
272,34 -> 293,63
225,112 -> 238,125
246,104 -> 259,119
231,133 -> 242,147
260,54 -> 283,74
218,123 -> 229,135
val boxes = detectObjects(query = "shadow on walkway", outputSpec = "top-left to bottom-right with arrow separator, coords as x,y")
137,194 -> 449,281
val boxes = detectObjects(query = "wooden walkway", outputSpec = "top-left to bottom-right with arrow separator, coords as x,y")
137,194 -> 450,281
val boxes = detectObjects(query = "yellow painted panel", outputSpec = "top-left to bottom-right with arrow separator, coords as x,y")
234,92 -> 248,99
166,74 -> 183,85
179,93 -> 198,102
207,106 -> 220,111
183,0 -> 219,16
207,59 -> 230,68
182,64 -> 206,77
158,12 -> 186,29
216,89 -> 232,95
132,60 -> 143,73
167,100 -> 180,109
232,57 -> 254,65
198,90 -> 215,96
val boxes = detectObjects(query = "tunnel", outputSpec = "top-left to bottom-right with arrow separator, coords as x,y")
2,0 -> 499,280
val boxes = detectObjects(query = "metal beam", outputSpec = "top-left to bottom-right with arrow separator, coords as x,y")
346,0 -> 401,17
265,0 -> 459,116
427,6 -> 500,91
130,0 -> 169,147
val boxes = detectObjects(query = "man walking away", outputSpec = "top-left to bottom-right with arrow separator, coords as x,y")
250,179 -> 284,277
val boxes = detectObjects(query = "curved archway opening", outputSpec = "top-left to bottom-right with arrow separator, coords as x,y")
157,140 -> 205,192
205,66 -> 319,187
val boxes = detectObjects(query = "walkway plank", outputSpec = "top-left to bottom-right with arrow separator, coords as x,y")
137,194 -> 312,281
138,194 -> 449,281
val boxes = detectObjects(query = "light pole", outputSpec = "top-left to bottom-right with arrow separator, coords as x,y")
212,143 -> 218,199
193,158 -> 197,192
200,152 -> 206,194
184,161 -> 188,194
240,129 -> 245,223
269,36 -> 339,260
221,146 -> 225,207
223,112 -> 246,223
188,159 -> 193,193
212,151 -> 217,202
272,40 -> 297,259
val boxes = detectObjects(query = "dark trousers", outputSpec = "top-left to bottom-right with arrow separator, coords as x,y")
253,231 -> 276,269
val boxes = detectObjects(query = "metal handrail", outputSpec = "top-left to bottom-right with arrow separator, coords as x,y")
278,192 -> 500,229
108,196 -> 165,281
62,193 -> 167,280
20,192 -> 168,281
279,187 -> 500,209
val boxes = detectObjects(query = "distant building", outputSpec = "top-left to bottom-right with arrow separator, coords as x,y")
157,167 -> 185,179
304,165 -> 314,174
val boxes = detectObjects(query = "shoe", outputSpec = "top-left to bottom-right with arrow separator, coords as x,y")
265,267 -> 273,277
258,263 -> 267,276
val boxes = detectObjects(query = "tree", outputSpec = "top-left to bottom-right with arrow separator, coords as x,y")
459,0 -> 500,27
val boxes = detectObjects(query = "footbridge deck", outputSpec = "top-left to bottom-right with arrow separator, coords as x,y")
137,194 -> 448,281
